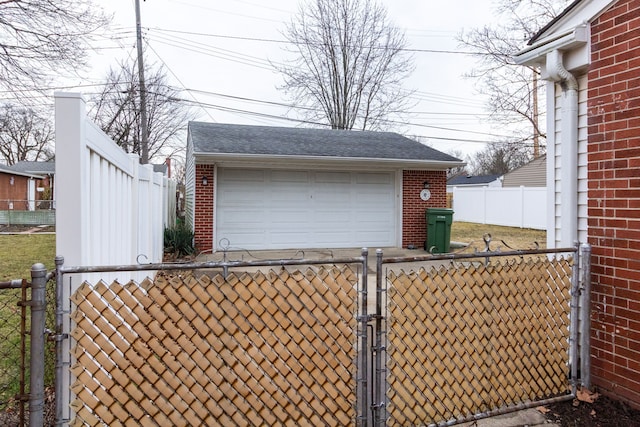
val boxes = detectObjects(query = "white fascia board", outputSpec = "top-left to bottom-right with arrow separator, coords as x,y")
0,169 -> 45,180
192,152 -> 465,171
514,25 -> 588,67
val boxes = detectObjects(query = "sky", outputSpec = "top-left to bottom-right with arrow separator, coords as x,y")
64,0 -> 517,158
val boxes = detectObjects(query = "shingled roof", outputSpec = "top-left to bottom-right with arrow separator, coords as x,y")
6,161 -> 55,175
188,122 -> 463,165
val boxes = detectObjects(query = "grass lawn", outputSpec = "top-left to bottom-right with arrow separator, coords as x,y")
450,221 -> 546,251
0,234 -> 56,281
0,233 -> 56,407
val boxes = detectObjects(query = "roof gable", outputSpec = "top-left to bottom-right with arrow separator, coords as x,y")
188,122 -> 463,167
514,0 -> 616,69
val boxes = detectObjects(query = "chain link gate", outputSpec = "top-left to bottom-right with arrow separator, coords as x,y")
367,243 -> 591,427
55,253 -> 370,426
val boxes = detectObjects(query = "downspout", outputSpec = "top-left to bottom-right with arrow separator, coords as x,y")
547,49 -> 579,247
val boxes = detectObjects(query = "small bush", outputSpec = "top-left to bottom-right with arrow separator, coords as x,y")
164,224 -> 195,257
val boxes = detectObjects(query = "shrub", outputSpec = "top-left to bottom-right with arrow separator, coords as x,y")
164,224 -> 195,257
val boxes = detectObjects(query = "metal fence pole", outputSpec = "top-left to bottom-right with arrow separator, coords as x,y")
373,249 -> 385,427
568,243 -> 581,395
29,263 -> 47,427
580,243 -> 592,389
54,256 -> 68,427
358,248 -> 369,427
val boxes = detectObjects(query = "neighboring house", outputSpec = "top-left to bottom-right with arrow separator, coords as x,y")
185,122 -> 463,251
446,174 -> 503,191
0,162 -> 53,210
502,155 -> 546,187
515,0 -> 640,407
6,161 -> 55,209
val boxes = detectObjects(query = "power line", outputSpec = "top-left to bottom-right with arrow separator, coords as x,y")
146,27 -> 491,56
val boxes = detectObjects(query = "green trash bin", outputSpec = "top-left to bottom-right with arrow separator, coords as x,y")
425,208 -> 454,253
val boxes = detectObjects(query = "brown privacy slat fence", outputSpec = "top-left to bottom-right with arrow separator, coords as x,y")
55,245 -> 589,426
69,268 -> 358,426
385,258 -> 573,425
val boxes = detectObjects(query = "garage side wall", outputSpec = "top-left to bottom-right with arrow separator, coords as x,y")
194,164 -> 215,252
402,170 -> 447,248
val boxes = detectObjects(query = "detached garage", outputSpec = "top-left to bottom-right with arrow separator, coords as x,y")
185,122 -> 463,252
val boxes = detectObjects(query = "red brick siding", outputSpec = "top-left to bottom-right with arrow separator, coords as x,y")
588,0 -> 640,407
402,170 -> 447,248
194,164 -> 215,253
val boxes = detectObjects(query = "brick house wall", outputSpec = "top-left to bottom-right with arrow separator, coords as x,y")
194,164 -> 214,252
402,170 -> 447,248
587,0 -> 640,407
0,173 -> 30,210
192,165 -> 448,252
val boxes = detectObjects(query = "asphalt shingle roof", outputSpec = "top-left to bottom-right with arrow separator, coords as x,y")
447,174 -> 502,186
189,122 -> 462,163
6,161 -> 55,174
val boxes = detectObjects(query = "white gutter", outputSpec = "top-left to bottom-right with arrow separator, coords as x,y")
192,152 -> 465,171
547,49 -> 579,247
514,25 -> 587,67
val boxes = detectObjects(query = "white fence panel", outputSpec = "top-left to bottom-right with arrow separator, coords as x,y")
55,92 -> 174,272
450,186 -> 547,230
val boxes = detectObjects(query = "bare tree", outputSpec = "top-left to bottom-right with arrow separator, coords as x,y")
0,0 -> 109,95
90,59 -> 195,164
277,0 -> 414,130
468,141 -> 531,175
458,0 -> 571,157
0,105 -> 54,165
445,149 -> 469,179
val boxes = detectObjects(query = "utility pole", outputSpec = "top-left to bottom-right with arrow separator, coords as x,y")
135,0 -> 149,164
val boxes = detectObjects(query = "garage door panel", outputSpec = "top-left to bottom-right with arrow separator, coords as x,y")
315,171 -> 350,183
222,168 -> 265,182
218,209 -> 266,224
354,231 -> 394,245
355,172 -> 392,185
221,231 -> 266,247
271,169 -> 309,182
314,209 -> 351,222
314,191 -> 350,203
312,232 -> 352,245
269,231 -> 312,245
217,168 -> 396,250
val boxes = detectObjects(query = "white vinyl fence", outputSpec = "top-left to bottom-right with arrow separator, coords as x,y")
449,186 -> 546,230
55,92 -> 176,270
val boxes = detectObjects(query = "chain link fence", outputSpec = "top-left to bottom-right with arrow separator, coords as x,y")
54,244 -> 590,426
0,272 -> 56,426
385,255 -> 574,425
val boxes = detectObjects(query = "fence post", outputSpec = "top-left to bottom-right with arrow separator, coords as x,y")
357,248 -> 369,427
580,243 -> 592,389
568,242 -> 581,395
29,263 -> 47,427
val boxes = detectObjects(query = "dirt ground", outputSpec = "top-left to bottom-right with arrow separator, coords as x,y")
543,394 -> 640,426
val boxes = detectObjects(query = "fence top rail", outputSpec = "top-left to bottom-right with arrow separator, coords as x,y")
379,245 -> 578,265
55,251 -> 369,275
0,279 -> 27,289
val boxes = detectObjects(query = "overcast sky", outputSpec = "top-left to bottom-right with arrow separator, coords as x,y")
70,0 -> 520,156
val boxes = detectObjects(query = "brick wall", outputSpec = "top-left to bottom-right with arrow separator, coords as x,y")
402,170 -> 447,248
0,173 -> 29,210
587,0 -> 640,407
194,164 -> 215,253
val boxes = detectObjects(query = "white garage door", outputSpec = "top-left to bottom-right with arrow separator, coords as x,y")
216,168 -> 396,250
